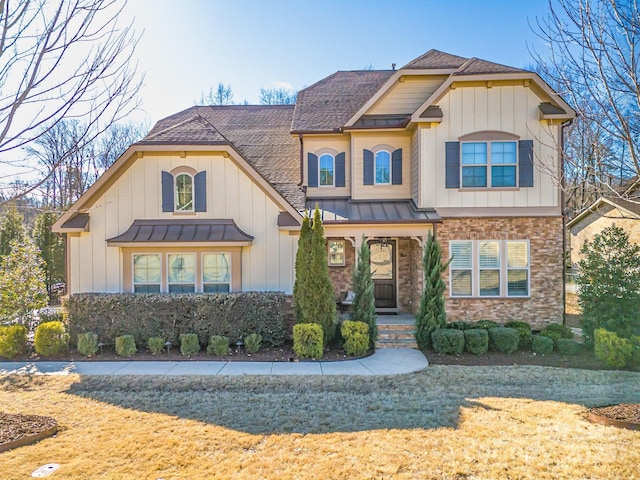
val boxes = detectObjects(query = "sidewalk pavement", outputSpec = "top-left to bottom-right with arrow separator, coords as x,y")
0,348 -> 428,376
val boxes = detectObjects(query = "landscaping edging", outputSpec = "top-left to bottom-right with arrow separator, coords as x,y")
0,419 -> 58,453
588,409 -> 640,431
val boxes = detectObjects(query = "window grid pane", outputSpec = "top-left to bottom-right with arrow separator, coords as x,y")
491,165 -> 516,187
328,240 -> 345,266
450,241 -> 472,268
479,270 -> 500,296
461,143 -> 487,165
168,254 -> 196,284
491,142 -> 516,164
175,174 -> 193,211
203,253 -> 230,284
508,270 -> 529,296
375,151 -> 391,184
462,166 -> 487,187
507,241 -> 529,297
319,154 -> 334,186
133,254 -> 161,291
450,241 -> 472,296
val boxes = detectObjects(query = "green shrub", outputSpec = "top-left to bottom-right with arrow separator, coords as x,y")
532,334 -> 553,354
464,329 -> 488,355
504,321 -> 533,349
594,328 -> 632,369
488,327 -> 519,354
431,328 -> 464,355
556,338 -> 581,355
34,321 -> 69,356
470,320 -> 500,330
38,308 -> 64,324
115,335 -> 137,357
539,324 -> 574,349
631,337 -> 640,367
0,325 -> 27,359
62,292 -> 291,348
77,332 -> 99,357
179,333 -> 200,356
340,320 -> 369,357
293,323 -> 323,359
446,321 -> 471,331
244,333 -> 262,353
207,335 -> 229,356
148,337 -> 165,354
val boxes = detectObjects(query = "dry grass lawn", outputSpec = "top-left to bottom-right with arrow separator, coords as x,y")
1,366 -> 639,479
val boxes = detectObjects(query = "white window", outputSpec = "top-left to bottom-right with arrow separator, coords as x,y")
133,254 -> 161,293
203,253 -> 231,292
328,240 -> 345,266
167,253 -> 196,293
375,150 -> 391,185
449,240 -> 529,297
461,141 -> 517,188
319,154 -> 334,187
175,173 -> 193,211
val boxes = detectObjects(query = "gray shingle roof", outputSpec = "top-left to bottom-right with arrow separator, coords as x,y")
402,49 -> 468,69
139,105 -> 304,210
453,57 -> 527,76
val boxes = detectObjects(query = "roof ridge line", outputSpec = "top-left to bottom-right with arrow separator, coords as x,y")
144,112 -> 222,141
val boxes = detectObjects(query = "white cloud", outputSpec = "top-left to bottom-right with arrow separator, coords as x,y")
272,81 -> 294,90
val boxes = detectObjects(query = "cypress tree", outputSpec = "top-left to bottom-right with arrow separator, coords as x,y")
293,213 -> 312,323
0,205 -> 26,258
415,233 -> 450,349
32,210 -> 66,302
351,236 -> 377,348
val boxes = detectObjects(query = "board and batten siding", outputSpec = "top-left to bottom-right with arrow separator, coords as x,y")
419,84 -> 561,210
69,153 -> 297,294
368,75 -> 447,115
304,135 -> 351,197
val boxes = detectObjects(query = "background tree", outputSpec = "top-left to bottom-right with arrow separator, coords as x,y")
577,225 -> 640,345
293,213 -> 312,323
197,82 -> 235,106
0,238 -> 48,324
0,0 -> 143,203
32,210 -> 65,302
533,0 -> 640,196
350,237 -> 377,348
0,205 -> 26,257
415,233 -> 449,350
259,87 -> 297,105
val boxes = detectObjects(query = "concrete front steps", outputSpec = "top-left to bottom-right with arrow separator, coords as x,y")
376,322 -> 417,349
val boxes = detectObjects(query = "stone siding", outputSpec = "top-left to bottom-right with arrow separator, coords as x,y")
437,216 -> 564,329
397,238 -> 422,313
327,239 -> 355,301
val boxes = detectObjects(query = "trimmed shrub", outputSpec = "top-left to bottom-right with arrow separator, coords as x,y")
293,323 -> 323,359
594,328 -> 632,369
62,292 -> 290,348
77,332 -> 99,357
488,327 -> 519,354
207,335 -> 229,356
244,333 -> 262,353
115,335 -> 137,357
470,320 -> 500,330
631,336 -> 640,368
34,321 -> 69,356
0,325 -> 27,359
180,333 -> 200,356
464,329 -> 488,355
505,321 -> 533,349
539,323 -> 574,348
431,328 -> 464,355
341,320 -> 369,357
532,334 -> 553,355
38,308 -> 64,324
557,338 -> 581,355
148,337 -> 165,355
446,321 -> 471,331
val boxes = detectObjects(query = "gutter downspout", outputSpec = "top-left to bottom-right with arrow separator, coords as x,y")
298,134 -> 304,186
560,117 -> 574,326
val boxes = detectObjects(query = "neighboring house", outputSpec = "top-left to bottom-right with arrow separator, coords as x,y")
53,49 -> 575,328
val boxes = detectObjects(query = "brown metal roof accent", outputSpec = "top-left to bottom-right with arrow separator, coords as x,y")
453,57 -> 528,76
306,199 -> 441,224
277,211 -> 300,227
291,70 -> 394,133
107,219 -> 254,244
402,49 -> 468,70
60,213 -> 90,230
419,106 -> 443,119
348,114 -> 411,129
539,102 -> 566,116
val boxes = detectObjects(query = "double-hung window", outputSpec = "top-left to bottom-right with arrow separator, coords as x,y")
202,253 -> 231,292
319,154 -> 334,187
175,173 -> 194,211
168,253 -> 196,292
133,254 -> 161,293
449,240 -> 529,297
375,151 -> 391,184
461,141 -> 517,188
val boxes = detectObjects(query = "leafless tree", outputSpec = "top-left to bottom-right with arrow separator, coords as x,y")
259,87 -> 297,105
197,82 -> 234,106
0,0 -> 143,203
532,0 -> 640,204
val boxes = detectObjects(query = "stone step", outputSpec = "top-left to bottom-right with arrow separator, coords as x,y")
378,332 -> 415,341
376,338 -> 418,349
377,323 -> 415,331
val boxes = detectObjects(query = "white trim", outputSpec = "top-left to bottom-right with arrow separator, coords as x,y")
460,140 -> 518,189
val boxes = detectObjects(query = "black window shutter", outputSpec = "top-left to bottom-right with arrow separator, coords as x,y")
363,149 -> 374,185
445,142 -> 460,189
194,171 -> 207,212
335,152 -> 346,187
308,153 -> 318,187
392,149 -> 403,185
518,140 -> 534,187
161,171 -> 174,212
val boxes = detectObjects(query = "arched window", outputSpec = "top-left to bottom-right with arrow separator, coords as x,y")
375,150 -> 391,184
175,173 -> 193,211
319,154 -> 335,186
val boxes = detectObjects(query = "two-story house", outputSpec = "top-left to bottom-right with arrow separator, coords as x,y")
53,49 -> 575,328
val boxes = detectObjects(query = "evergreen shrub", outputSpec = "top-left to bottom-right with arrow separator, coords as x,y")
244,333 -> 262,353
470,320 -> 500,330
207,335 -> 229,356
594,328 -> 632,369
446,321 -> 471,331
464,328 -> 488,355
180,333 -> 200,356
431,328 -> 464,355
539,323 -> 573,347
34,321 -> 69,356
532,334 -> 553,355
0,325 -> 27,359
77,332 -> 99,357
350,237 -> 377,348
115,335 -> 136,357
293,323 -> 323,359
504,321 -> 533,349
340,320 -> 369,356
556,338 -> 581,355
488,327 -> 519,354
148,337 -> 165,355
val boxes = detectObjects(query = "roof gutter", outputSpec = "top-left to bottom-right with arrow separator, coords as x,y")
298,133 -> 304,186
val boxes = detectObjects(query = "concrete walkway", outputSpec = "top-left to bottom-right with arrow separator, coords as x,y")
0,348 -> 428,376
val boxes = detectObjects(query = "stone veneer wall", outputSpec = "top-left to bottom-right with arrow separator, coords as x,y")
436,216 -> 564,329
327,239 -> 355,300
397,238 -> 423,314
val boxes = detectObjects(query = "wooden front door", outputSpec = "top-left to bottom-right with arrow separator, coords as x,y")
369,239 -> 396,309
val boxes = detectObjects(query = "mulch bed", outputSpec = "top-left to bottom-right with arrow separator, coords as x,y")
0,413 -> 58,452
589,404 -> 640,430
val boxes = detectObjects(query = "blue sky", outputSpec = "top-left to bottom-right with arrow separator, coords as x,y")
123,0 -> 552,124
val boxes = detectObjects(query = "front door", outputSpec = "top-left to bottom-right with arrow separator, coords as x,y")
369,239 -> 396,309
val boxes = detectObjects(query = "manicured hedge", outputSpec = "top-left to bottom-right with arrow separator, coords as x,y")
556,338 -> 581,356
464,329 -> 488,355
532,334 -> 553,355
62,292 -> 291,347
431,328 -> 464,355
504,321 -> 533,349
34,321 -> 69,356
0,325 -> 27,359
293,323 -> 323,359
341,320 -> 369,357
488,327 -> 519,354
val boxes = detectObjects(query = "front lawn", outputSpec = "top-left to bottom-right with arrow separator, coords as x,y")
1,366 -> 639,479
